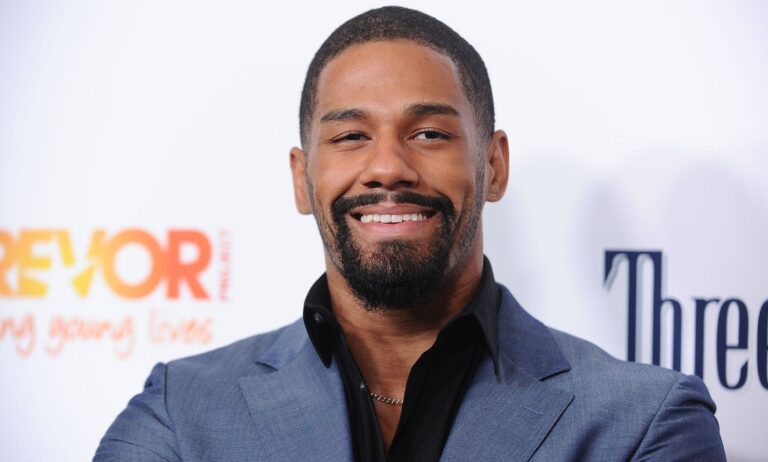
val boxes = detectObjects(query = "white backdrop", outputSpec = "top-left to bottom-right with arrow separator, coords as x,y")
1,1 -> 766,461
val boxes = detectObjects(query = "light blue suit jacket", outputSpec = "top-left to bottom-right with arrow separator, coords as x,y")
95,286 -> 726,461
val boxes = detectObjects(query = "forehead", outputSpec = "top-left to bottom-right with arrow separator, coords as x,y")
313,40 -> 471,125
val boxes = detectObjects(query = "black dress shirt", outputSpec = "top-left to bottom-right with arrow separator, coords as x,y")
303,257 -> 501,462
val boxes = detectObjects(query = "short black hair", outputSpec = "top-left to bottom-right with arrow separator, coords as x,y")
299,6 -> 495,148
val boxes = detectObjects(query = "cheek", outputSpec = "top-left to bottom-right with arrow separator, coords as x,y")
308,155 -> 362,207
420,158 -> 481,205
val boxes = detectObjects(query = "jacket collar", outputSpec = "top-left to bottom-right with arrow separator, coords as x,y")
241,325 -> 353,460
439,286 -> 573,460
496,285 -> 571,380
250,318 -> 307,370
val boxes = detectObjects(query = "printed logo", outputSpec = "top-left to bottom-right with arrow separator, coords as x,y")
604,250 -> 768,391
0,228 -> 231,358
0,228 -> 227,300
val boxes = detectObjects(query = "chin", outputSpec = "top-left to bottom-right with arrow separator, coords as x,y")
340,238 -> 451,310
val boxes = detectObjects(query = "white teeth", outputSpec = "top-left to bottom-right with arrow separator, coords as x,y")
359,213 -> 428,223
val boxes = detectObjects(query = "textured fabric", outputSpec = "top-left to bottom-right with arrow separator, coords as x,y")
302,257 -> 500,462
94,285 -> 727,461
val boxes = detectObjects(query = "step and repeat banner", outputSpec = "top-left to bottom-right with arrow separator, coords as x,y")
1,1 -> 765,461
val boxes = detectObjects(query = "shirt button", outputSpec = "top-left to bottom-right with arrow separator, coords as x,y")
359,382 -> 367,391
313,312 -> 324,325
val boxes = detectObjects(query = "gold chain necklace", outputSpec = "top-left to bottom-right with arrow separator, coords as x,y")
369,391 -> 404,406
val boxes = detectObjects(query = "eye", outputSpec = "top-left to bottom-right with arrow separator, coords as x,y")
331,131 -> 368,143
413,129 -> 451,141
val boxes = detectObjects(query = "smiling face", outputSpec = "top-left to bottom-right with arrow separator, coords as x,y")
290,40 -> 508,309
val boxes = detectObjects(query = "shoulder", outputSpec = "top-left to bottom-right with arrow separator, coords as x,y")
546,326 -> 697,417
95,319 -> 310,460
547,327 -> 682,394
496,283 -> 701,406
149,318 -> 309,435
162,318 -> 307,393
534,329 -> 724,459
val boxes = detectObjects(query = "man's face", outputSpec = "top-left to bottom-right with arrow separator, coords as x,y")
291,40 -> 492,309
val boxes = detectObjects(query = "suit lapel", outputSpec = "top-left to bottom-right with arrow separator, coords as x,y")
239,321 -> 353,461
441,287 -> 574,461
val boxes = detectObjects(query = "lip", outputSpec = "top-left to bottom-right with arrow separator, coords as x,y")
349,202 -> 436,219
348,202 -> 437,237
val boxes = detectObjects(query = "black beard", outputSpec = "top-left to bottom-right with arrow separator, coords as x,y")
330,191 -> 456,310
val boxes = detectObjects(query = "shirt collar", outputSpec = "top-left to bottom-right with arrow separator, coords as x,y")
455,256 -> 501,374
303,256 -> 501,374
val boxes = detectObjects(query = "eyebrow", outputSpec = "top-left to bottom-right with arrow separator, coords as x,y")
319,103 -> 460,124
320,108 -> 370,123
406,103 -> 460,117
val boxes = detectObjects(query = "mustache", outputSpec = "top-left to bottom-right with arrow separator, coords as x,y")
331,191 -> 455,221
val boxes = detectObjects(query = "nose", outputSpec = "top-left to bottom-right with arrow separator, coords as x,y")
358,136 -> 419,190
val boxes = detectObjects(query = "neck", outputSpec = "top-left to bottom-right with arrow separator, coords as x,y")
324,251 -> 484,396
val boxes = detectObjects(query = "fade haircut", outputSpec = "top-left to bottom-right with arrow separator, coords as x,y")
299,6 -> 495,148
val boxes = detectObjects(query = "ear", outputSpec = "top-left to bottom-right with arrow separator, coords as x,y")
485,129 -> 509,202
289,147 -> 313,215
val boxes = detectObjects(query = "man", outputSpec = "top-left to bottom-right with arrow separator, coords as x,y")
95,6 -> 726,461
